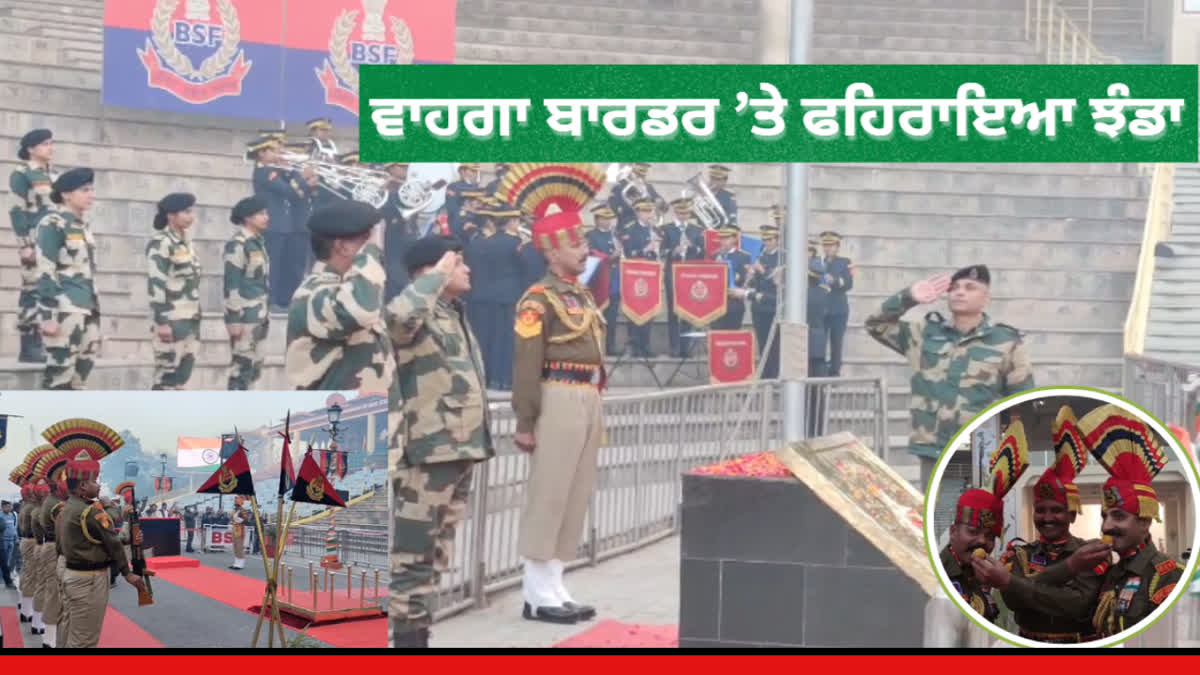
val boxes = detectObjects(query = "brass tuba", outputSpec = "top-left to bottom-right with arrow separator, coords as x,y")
681,172 -> 728,229
396,179 -> 447,220
615,164 -> 648,204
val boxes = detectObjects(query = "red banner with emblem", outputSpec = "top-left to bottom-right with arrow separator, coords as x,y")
619,259 -> 664,326
335,452 -> 348,480
707,330 -> 756,384
586,253 -> 612,311
671,262 -> 728,327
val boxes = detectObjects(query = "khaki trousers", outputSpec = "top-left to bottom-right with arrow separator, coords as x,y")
32,542 -> 50,613
42,549 -> 64,624
517,382 -> 604,562
232,528 -> 245,559
17,539 -> 34,597
62,569 -> 109,648
55,556 -> 69,638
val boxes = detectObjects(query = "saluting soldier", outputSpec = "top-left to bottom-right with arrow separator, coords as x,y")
608,163 -> 662,226
511,181 -> 606,625
749,224 -> 782,378
707,165 -> 738,225
386,236 -> 493,649
285,200 -> 393,391
248,135 -> 307,313
37,167 -> 101,390
619,199 -> 660,357
444,163 -> 481,238
711,225 -> 750,330
147,193 -> 201,391
819,231 -> 853,376
304,118 -> 339,162
585,205 -> 622,356
9,129 -> 56,363
865,265 -> 1036,489
60,450 -> 147,648
224,197 -> 271,390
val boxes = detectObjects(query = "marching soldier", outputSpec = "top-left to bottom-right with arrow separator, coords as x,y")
17,482 -> 37,625
661,198 -> 705,357
248,135 -> 307,312
37,456 -> 70,648
305,118 -> 339,162
229,497 -> 247,569
224,197 -> 271,390
707,165 -> 738,225
510,175 -> 606,626
820,231 -> 853,376
101,495 -> 122,588
585,205 -> 622,356
60,450 -> 147,648
147,193 -> 201,391
444,163 -> 481,238
749,224 -> 782,378
37,168 -> 101,390
865,265 -> 1035,490
619,199 -> 660,357
286,200 -> 393,391
386,236 -> 493,648
23,480 -> 47,635
807,238 -> 830,377
9,128 -> 56,363
608,163 -> 662,226
711,225 -> 750,330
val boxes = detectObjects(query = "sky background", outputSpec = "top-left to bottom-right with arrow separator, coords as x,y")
0,390 -> 357,498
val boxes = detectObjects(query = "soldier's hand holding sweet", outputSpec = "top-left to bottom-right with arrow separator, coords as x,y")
19,246 -> 34,263
970,556 -> 1011,589
910,273 -> 952,304
41,319 -> 59,337
1066,540 -> 1112,575
156,324 -> 173,342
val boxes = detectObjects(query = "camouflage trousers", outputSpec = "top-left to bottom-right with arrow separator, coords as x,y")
44,311 -> 100,390
151,318 -> 200,390
17,252 -> 38,334
390,459 -> 474,640
227,321 -> 268,390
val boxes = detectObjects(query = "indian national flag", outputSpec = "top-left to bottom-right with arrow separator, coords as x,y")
177,437 -> 222,470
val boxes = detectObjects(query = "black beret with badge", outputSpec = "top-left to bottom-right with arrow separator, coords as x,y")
154,192 -> 196,229
405,235 -> 463,275
231,196 -> 268,225
18,128 -> 52,160
951,264 -> 990,286
50,167 -> 94,204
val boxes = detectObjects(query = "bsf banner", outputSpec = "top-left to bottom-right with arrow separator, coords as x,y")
102,0 -> 455,124
619,259 -> 664,326
707,330 -> 756,384
203,523 -> 254,552
672,262 -> 728,327
360,64 -> 1199,162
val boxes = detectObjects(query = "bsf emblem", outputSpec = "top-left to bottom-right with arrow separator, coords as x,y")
139,0 -> 252,104
217,465 -> 237,494
633,278 -> 649,298
318,0 -> 415,115
689,280 -> 708,301
723,348 -> 738,368
307,476 -> 325,503
1036,482 -> 1056,500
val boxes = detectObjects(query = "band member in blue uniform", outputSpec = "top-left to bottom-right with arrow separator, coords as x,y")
807,238 -> 831,377
707,165 -> 738,226
304,118 -> 339,162
383,164 -> 416,302
445,163 -> 481,238
819,231 -> 853,376
662,198 -> 706,357
586,204 -> 622,356
485,163 -> 509,196
248,135 -> 307,311
619,199 -> 661,357
749,225 -> 782,378
712,225 -> 750,330
608,163 -> 661,226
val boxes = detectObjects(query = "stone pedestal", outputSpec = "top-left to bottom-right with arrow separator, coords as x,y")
679,472 -> 928,648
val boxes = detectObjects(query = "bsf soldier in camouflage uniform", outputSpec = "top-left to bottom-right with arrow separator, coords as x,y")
147,193 -> 201,390
37,168 -> 101,390
224,197 -> 271,390
286,200 -> 393,391
865,265 -> 1035,490
9,129 -> 56,363
387,237 -> 493,649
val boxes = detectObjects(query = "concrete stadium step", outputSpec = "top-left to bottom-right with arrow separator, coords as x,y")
0,137 -> 251,182
844,235 -> 1138,269
456,26 -> 756,61
458,42 -> 728,65
455,0 -> 760,30
0,32 -> 99,68
1,3 -> 104,26
846,293 -> 1127,330
0,16 -> 102,38
814,17 -> 1026,41
850,263 -> 1133,301
811,48 -> 1030,65
0,358 -> 288,390
0,58 -> 101,89
824,0 -> 1026,9
810,187 -> 1145,220
812,34 -> 1036,56
813,4 -> 1027,28
810,166 -> 1146,201
455,12 -> 757,44
812,212 -> 1141,244
841,357 -> 1124,389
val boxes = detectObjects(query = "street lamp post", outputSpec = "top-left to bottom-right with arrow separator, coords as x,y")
158,452 -> 168,498
322,403 -> 344,478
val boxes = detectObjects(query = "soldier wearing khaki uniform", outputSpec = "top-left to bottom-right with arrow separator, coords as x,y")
147,192 -> 202,390
35,452 -> 71,648
9,128 -> 56,363
500,164 -> 610,625
224,197 -> 271,390
37,168 -> 101,390
17,483 -> 37,625
23,480 -> 48,636
387,236 -> 493,649
286,200 -> 393,391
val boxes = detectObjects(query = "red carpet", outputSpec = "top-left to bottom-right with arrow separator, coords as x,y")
151,564 -> 267,612
99,606 -> 164,648
553,620 -> 678,648
1,607 -> 22,648
146,556 -> 200,570
305,617 -> 387,648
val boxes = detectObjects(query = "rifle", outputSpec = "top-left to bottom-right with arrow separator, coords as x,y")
127,489 -> 155,606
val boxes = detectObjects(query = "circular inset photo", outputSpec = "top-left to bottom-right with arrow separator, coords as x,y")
924,387 -> 1200,648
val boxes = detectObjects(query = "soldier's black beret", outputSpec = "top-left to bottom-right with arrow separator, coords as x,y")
18,128 -> 52,160
951,264 -> 990,286
154,192 -> 196,229
406,236 -> 463,275
306,200 -> 381,238
49,167 -> 94,204
230,196 -> 268,225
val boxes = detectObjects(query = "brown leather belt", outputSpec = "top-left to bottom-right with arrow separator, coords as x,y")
542,361 -> 601,386
66,560 -> 110,572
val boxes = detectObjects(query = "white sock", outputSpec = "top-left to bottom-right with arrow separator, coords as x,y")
42,624 -> 56,648
522,559 -> 562,611
549,559 -> 575,605
32,611 -> 44,630
21,597 -> 32,617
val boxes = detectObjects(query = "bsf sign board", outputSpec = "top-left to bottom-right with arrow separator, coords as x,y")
707,330 -> 756,384
203,523 -> 254,552
101,0 -> 456,124
671,262 -> 727,328
618,259 -> 664,326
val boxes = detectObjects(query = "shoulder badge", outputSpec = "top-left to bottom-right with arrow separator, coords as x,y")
137,0 -> 250,105
80,504 -> 103,545
993,322 -> 1024,339
1155,559 -> 1178,576
268,170 -> 279,181
1151,583 -> 1176,605
515,307 -> 542,339
925,311 -> 945,324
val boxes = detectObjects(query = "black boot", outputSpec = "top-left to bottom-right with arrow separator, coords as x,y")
392,627 -> 430,648
18,332 -> 44,363
522,602 -> 579,624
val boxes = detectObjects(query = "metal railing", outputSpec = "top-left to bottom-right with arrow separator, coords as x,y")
395,376 -> 888,619
286,523 -> 388,570
1123,353 -> 1200,427
1124,163 -> 1177,356
1024,0 -> 1120,64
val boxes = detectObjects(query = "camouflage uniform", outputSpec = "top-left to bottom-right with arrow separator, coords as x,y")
8,161 -> 56,361
36,210 -> 100,390
147,228 -> 201,390
864,287 -> 1035,461
224,228 -> 270,389
387,267 -> 493,645
998,535 -> 1101,642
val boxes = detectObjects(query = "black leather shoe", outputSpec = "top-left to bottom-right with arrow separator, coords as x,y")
564,602 -> 596,621
19,614 -> 30,623
392,627 -> 429,648
31,627 -> 43,635
522,602 -> 578,624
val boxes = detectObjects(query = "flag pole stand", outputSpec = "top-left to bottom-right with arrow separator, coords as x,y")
270,499 -> 296,646
247,496 -> 281,648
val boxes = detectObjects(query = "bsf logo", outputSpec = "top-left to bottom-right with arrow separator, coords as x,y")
633,278 -> 649,298
138,0 -> 252,104
723,348 -> 739,368
318,0 -> 415,115
689,280 -> 708,301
